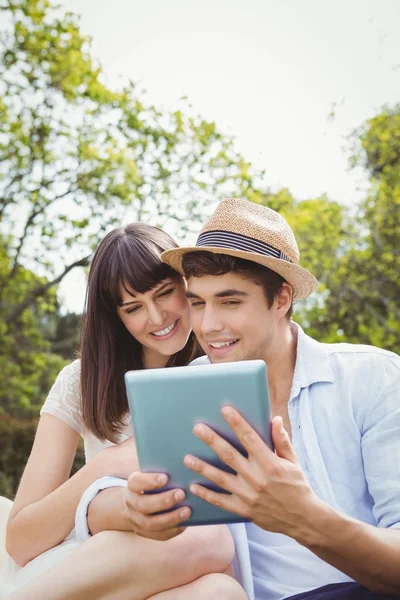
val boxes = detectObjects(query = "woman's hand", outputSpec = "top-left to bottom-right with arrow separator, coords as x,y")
121,471 -> 190,541
93,437 -> 189,540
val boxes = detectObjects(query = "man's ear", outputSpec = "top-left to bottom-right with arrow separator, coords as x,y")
276,283 -> 293,317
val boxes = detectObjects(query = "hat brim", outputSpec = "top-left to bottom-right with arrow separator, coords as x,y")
161,246 -> 318,302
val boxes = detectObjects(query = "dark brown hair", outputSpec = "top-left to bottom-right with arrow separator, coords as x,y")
182,251 -> 293,319
80,223 -> 202,442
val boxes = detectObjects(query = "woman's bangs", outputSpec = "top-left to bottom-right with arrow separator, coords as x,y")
117,238 -> 179,303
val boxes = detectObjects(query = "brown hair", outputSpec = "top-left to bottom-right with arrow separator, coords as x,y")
80,223 -> 202,442
182,251 -> 293,319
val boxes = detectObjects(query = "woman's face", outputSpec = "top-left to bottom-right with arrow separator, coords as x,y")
117,277 -> 191,368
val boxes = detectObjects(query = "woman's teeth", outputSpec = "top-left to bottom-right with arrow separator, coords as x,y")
151,321 -> 177,337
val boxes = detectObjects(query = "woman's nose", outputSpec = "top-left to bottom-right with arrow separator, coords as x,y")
147,303 -> 165,327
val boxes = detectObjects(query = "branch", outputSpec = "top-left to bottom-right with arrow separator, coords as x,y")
5,254 -> 91,325
375,293 -> 400,322
9,184 -> 78,278
9,207 -> 42,279
347,286 -> 399,337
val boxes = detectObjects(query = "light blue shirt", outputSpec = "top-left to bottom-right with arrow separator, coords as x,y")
76,324 -> 400,600
223,324 -> 400,600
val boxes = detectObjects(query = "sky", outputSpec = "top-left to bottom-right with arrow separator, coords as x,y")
57,0 -> 400,312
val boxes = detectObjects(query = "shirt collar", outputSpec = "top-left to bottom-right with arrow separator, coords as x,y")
290,322 -> 335,400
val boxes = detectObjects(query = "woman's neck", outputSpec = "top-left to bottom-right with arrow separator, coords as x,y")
142,346 -> 170,369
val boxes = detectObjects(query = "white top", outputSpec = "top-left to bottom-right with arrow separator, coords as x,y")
0,363 -> 134,597
40,360 -> 133,462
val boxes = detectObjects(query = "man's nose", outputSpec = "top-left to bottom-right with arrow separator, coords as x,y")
200,307 -> 224,335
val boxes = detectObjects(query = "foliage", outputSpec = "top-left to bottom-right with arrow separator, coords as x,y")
296,106 -> 400,351
40,311 -> 81,360
0,0 -> 257,316
0,239 -> 67,415
0,0 -> 258,413
0,0 -> 399,421
0,415 -> 85,499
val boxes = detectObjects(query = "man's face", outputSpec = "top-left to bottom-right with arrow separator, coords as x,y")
186,272 -> 279,363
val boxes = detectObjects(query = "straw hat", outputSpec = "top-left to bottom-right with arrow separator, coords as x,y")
162,198 -> 318,301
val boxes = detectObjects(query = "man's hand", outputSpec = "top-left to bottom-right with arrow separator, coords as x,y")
183,407 -> 321,540
123,471 -> 191,541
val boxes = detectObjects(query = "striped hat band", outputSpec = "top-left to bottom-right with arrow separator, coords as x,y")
196,230 -> 292,263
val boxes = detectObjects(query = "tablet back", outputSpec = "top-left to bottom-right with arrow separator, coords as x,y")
125,360 -> 271,526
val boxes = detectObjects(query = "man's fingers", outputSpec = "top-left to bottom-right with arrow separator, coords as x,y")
128,471 -> 169,493
126,487 -> 186,515
191,423 -> 249,474
183,454 -> 235,493
272,416 -> 297,463
189,483 -> 250,519
221,407 -> 273,459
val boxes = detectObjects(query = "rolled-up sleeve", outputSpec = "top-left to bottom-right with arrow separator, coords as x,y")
361,354 -> 400,529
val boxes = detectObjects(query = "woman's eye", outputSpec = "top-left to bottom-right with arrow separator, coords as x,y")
158,288 -> 174,298
126,306 -> 140,314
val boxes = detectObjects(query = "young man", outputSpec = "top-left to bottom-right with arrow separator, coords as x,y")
160,197 -> 400,599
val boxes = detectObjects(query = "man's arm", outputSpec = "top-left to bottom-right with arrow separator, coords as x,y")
298,502 -> 400,595
184,409 -> 400,595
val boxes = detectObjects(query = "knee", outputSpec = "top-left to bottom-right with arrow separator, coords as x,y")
81,529 -> 139,560
82,529 -> 127,548
196,574 -> 248,599
176,525 -> 235,575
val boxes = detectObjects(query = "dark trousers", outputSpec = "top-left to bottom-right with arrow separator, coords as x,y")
286,582 -> 397,600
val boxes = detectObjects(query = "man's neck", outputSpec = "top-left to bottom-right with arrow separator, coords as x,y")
266,321 -> 298,409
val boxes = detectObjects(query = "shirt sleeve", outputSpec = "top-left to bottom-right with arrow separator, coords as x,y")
361,353 -> 400,529
40,360 -> 83,435
75,476 -> 129,543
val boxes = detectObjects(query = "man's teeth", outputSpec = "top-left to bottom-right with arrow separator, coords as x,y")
152,321 -> 177,337
209,340 -> 237,349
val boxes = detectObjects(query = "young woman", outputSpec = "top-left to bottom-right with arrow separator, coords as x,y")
2,223 -> 246,600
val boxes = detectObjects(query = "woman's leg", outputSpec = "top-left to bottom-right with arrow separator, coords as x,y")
6,526 -> 235,600
147,573 -> 248,600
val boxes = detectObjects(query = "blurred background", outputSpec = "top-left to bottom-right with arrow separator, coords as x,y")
0,0 -> 399,497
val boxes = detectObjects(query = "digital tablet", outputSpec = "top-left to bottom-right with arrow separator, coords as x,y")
125,360 -> 272,526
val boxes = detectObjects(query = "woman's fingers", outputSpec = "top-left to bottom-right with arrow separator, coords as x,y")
128,471 -> 169,493
130,505 -> 191,533
125,470 -> 190,538
125,486 -> 187,516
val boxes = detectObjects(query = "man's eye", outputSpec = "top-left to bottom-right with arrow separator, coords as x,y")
223,301 -> 240,306
190,301 -> 204,308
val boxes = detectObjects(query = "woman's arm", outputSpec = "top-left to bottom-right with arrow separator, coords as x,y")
84,437 -> 139,536
6,414 -> 105,567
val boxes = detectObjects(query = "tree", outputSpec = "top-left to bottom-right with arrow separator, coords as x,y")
300,106 -> 400,352
251,188 -> 349,333
40,311 -> 81,360
0,0 -> 257,322
0,238 -> 66,415
0,0 -> 259,412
